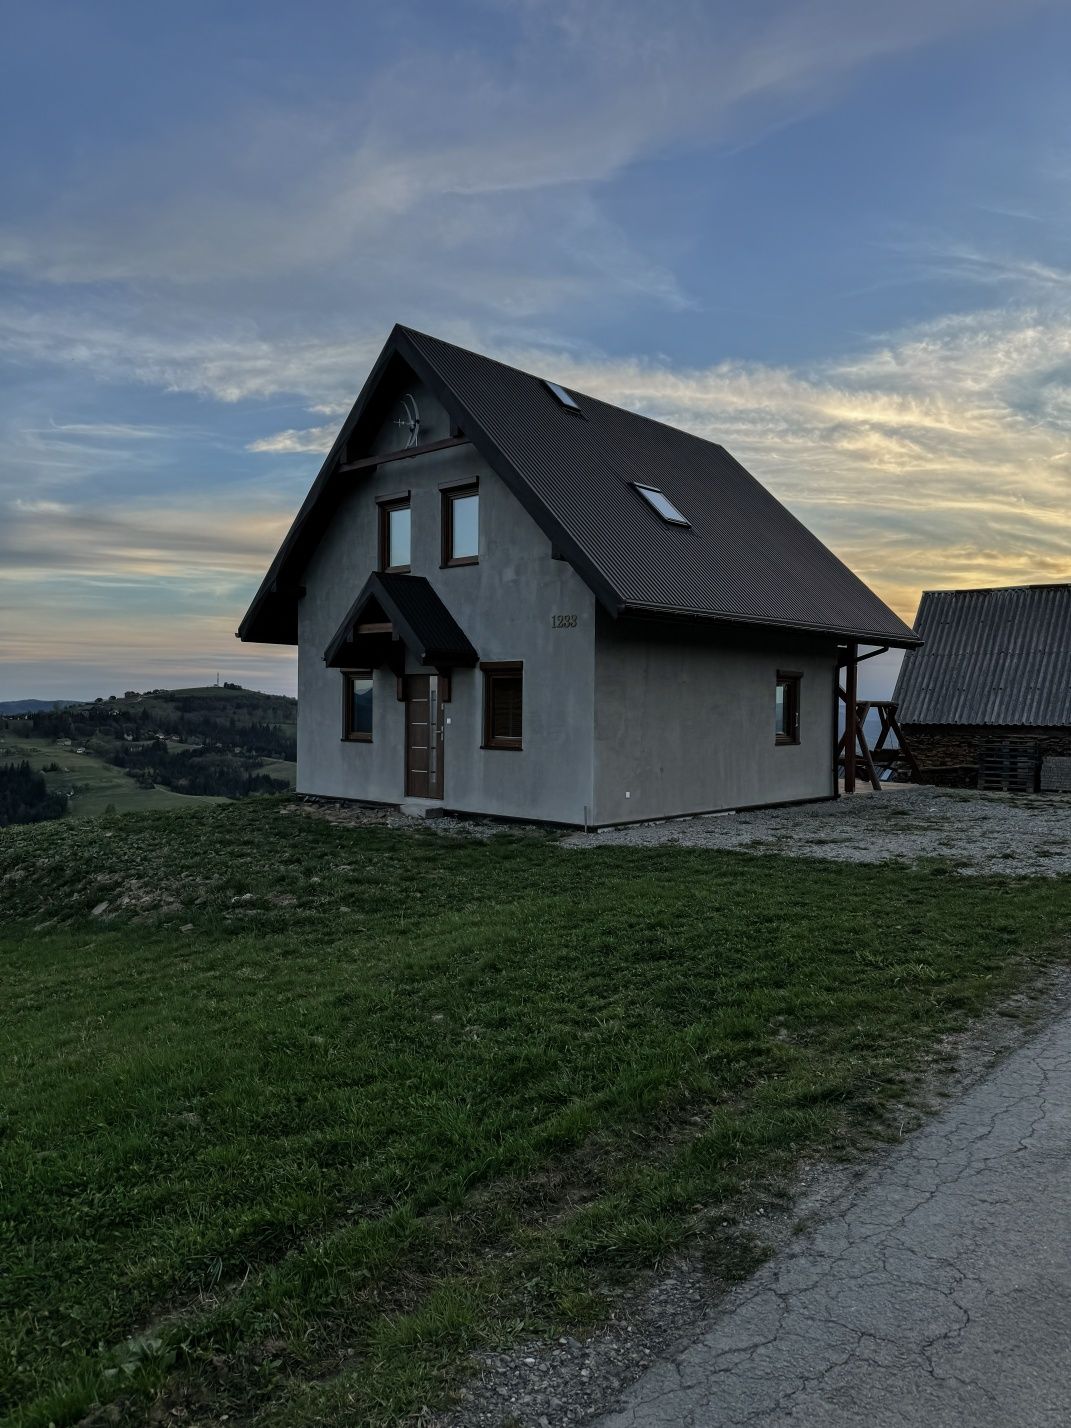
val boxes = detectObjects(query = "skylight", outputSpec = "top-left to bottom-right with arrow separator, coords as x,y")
543,379 -> 581,412
634,484 -> 690,526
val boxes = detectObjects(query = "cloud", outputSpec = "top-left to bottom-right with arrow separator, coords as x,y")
1,0 -> 1063,699
247,424 -> 340,454
0,497 -> 290,586
238,293 -> 1071,627
0,0 -> 1038,311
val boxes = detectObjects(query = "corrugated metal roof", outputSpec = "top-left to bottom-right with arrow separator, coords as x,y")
324,573 -> 478,668
893,584 -> 1071,726
404,328 -> 916,645
240,324 -> 918,648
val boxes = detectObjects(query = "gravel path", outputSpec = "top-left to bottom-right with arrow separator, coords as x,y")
565,787 -> 1071,877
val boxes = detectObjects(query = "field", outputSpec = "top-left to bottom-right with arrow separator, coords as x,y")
0,735 -> 228,817
2,798 -> 1068,1427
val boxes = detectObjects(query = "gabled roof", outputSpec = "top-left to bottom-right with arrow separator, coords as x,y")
239,324 -> 918,648
894,583 -> 1071,726
324,573 -> 478,669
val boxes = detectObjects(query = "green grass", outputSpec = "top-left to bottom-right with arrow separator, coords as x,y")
0,736 -> 226,817
1,799 -> 1068,1427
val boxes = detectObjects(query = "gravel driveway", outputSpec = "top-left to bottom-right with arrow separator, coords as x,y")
566,787 -> 1071,877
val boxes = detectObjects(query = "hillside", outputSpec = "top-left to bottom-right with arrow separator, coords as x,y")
1,799 -> 1067,1427
0,685 -> 296,817
0,698 -> 81,715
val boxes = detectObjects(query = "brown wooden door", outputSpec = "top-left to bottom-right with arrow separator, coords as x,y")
405,674 -> 444,799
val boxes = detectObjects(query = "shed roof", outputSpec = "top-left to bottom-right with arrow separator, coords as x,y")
239,325 -> 918,649
893,583 -> 1071,727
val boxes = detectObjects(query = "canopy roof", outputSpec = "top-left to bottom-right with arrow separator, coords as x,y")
324,572 -> 478,670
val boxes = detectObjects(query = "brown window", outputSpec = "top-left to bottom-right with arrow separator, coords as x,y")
343,671 -> 374,741
775,671 -> 801,745
442,484 -> 479,566
378,497 -> 411,572
481,661 -> 522,749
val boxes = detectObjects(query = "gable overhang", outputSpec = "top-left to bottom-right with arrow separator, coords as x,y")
237,326 -> 626,647
324,573 -> 478,670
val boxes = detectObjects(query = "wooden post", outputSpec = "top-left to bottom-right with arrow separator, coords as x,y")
843,642 -> 858,793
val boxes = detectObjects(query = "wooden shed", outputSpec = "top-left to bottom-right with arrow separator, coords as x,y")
893,583 -> 1071,790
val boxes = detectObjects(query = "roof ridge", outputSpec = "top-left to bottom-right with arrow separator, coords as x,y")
921,582 -> 1071,596
401,324 -> 735,455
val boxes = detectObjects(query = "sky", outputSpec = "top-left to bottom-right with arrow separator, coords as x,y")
3,0 -> 1071,700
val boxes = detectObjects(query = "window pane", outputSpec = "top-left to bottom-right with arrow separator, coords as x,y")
350,676 -> 373,736
388,506 -> 411,568
635,485 -> 689,525
491,675 -> 522,741
451,493 -> 479,559
775,682 -> 786,738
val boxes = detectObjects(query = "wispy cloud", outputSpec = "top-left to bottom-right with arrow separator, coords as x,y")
247,424 -> 340,455
1,0 -> 1064,698
0,0 -> 1037,314
241,298 -> 1071,623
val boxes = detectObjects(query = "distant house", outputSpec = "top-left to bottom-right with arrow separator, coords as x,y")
894,583 -> 1071,787
239,325 -> 916,826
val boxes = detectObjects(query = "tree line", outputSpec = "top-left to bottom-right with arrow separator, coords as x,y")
0,762 -> 66,827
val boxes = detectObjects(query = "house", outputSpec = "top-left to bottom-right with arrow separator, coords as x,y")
893,583 -> 1071,788
239,325 -> 917,826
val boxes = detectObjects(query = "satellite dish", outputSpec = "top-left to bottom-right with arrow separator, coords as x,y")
386,392 -> 420,449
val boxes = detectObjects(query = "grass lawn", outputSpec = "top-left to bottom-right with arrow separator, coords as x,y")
1,798 -> 1068,1426
0,736 -> 226,817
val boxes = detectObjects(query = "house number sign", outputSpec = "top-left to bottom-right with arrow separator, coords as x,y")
551,614 -> 578,629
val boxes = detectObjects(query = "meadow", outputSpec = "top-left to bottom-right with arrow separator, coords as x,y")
2,798 -> 1068,1426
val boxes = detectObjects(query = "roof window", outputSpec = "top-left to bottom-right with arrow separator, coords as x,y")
634,483 -> 690,526
543,379 -> 581,412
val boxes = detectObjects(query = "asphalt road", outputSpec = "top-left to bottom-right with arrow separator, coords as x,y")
593,1005 -> 1071,1427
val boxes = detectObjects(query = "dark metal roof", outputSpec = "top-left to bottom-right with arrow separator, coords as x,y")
324,572 -> 478,669
240,324 -> 918,648
894,584 -> 1071,726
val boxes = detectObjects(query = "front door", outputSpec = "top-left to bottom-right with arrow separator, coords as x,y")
405,674 -> 444,799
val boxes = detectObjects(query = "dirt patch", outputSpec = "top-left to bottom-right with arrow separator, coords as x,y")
282,796 -> 534,840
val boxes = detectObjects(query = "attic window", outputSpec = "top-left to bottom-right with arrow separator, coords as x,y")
543,380 -> 581,413
634,484 -> 690,526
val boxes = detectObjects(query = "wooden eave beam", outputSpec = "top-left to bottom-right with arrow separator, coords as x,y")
337,434 -> 470,475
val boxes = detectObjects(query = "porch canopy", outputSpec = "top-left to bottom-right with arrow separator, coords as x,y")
323,572 -> 478,672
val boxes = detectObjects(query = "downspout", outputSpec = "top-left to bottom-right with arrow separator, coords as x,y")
831,654 -> 841,799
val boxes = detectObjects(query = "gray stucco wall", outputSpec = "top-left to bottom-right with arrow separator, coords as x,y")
296,381 -> 598,824
592,615 -> 837,824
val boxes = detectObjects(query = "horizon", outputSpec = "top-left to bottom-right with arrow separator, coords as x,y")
4,1 -> 1071,700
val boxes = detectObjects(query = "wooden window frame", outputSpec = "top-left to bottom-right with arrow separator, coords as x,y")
378,495 -> 411,573
775,671 -> 802,746
441,482 -> 479,567
342,669 -> 374,743
481,660 -> 522,750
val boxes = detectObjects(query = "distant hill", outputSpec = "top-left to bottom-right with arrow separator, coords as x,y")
63,684 -> 297,730
1,684 -> 297,816
0,699 -> 81,715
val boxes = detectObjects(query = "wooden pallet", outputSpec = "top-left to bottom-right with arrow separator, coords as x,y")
977,741 -> 1039,794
